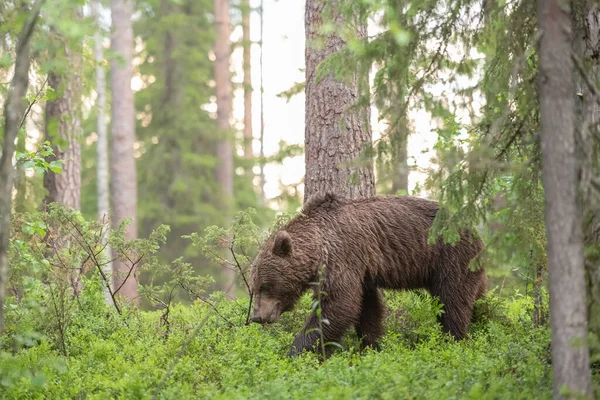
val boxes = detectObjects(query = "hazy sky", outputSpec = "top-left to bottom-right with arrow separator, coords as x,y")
230,0 -> 306,203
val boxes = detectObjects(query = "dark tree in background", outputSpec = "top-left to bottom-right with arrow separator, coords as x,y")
214,0 -> 236,289
215,0 -> 234,204
110,0 -> 139,303
538,0 -> 592,397
303,0 -> 375,201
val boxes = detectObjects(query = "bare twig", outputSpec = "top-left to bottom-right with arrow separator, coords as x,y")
112,253 -> 144,296
194,293 -> 236,328
65,216 -> 122,313
228,235 -> 255,324
18,76 -> 48,131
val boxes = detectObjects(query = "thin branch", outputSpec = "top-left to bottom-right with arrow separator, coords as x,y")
15,0 -> 45,58
65,215 -> 121,313
190,291 -> 235,328
229,237 -> 251,295
494,117 -> 528,161
228,237 -> 253,325
112,253 -> 144,295
18,76 -> 48,131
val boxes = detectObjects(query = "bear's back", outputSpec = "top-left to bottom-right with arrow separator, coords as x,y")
299,195 -> 439,286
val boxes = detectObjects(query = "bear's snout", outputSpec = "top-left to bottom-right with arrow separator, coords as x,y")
251,296 -> 282,324
250,313 -> 263,324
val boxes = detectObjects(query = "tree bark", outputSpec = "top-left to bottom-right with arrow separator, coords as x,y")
111,0 -> 138,304
92,0 -> 113,303
0,0 -> 43,334
43,15 -> 83,211
304,0 -> 375,202
572,0 -> 600,351
242,0 -> 253,161
538,0 -> 593,397
42,7 -> 84,297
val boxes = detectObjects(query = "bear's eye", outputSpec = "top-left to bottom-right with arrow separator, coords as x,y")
260,285 -> 272,295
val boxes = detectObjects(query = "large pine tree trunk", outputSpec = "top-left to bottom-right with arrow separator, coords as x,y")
572,0 -> 600,354
304,0 -> 375,202
0,0 -> 42,333
43,8 -> 84,297
110,0 -> 139,304
44,17 -> 83,211
92,0 -> 113,302
538,0 -> 593,397
242,0 -> 253,161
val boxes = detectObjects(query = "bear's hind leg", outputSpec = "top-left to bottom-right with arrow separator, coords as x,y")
433,274 -> 485,339
430,263 -> 485,340
355,286 -> 384,350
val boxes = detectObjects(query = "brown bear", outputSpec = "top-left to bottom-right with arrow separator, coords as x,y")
249,192 -> 487,356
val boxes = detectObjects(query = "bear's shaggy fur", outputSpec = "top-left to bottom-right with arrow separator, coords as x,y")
250,192 -> 487,356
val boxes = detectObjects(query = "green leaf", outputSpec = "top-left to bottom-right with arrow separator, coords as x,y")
49,161 -> 64,174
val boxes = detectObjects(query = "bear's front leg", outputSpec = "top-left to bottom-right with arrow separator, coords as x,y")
288,316 -> 322,357
287,281 -> 363,357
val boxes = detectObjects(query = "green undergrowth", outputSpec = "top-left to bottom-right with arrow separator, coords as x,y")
0,278 -> 558,400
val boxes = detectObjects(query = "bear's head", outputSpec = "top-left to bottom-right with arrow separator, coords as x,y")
249,230 -> 306,325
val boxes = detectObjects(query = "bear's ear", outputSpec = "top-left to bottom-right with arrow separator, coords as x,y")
302,191 -> 346,215
272,230 -> 293,257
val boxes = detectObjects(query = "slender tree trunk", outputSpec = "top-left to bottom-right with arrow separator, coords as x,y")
538,0 -> 593,397
214,0 -> 236,291
92,0 -> 113,303
258,0 -> 266,204
111,0 -> 138,304
44,14 -> 83,211
304,0 -> 375,202
160,0 -> 181,109
214,0 -> 234,202
0,0 -> 43,334
242,0 -> 253,161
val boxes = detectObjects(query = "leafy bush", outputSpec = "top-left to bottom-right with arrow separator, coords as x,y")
1,278 -> 556,399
